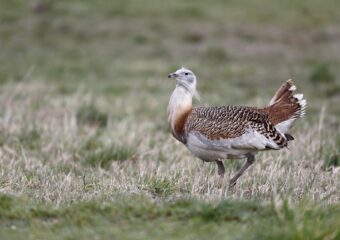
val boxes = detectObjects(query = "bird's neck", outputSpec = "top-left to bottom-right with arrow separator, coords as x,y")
167,85 -> 193,143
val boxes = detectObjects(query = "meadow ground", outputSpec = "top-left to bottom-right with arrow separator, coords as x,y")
0,0 -> 339,239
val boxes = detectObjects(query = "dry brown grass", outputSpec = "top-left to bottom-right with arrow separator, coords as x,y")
0,81 -> 338,206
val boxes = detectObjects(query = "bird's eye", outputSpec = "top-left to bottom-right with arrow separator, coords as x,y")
185,72 -> 189,75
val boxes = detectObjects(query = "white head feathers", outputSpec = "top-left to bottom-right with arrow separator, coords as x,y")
168,67 -> 200,101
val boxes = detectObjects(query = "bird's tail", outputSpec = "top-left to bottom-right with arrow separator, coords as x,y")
265,79 -> 306,135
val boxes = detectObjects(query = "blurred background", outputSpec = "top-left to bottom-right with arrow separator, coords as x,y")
1,0 -> 340,119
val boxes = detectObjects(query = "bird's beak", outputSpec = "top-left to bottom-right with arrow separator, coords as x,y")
168,73 -> 178,79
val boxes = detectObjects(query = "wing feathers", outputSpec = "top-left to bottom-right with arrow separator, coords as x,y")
185,106 -> 287,149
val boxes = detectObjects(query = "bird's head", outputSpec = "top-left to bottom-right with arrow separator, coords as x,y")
168,66 -> 197,88
168,67 -> 200,100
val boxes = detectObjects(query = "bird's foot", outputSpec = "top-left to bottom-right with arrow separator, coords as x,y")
229,179 -> 237,188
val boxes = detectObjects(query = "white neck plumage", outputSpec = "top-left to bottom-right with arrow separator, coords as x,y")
167,85 -> 194,140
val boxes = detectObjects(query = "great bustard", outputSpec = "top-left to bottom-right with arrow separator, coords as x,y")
167,67 -> 306,186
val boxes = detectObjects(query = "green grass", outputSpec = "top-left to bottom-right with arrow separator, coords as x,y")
0,0 -> 339,239
309,63 -> 336,84
83,145 -> 136,168
18,128 -> 42,150
76,103 -> 108,128
0,194 -> 339,240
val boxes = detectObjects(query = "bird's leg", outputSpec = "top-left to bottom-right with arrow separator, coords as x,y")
215,160 -> 225,176
229,153 -> 255,187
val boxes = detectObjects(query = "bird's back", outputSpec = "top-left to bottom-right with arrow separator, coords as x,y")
185,105 -> 287,150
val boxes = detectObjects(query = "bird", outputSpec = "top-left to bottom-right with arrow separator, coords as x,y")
167,67 -> 306,186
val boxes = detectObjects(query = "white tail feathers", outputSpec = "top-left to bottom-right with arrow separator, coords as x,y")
289,85 -> 297,91
293,93 -> 307,118
266,79 -> 307,134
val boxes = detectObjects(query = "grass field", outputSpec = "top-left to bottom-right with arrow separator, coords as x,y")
0,0 -> 339,239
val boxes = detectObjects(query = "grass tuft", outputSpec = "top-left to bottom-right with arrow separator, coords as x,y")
76,103 -> 108,128
182,32 -> 204,43
83,145 -> 136,168
18,128 -> 42,150
144,176 -> 177,198
134,34 -> 149,44
0,194 -> 13,210
309,63 -> 335,84
203,47 -> 229,63
322,154 -> 340,170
